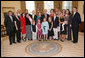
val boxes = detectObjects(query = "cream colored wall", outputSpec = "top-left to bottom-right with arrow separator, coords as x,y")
78,1 -> 84,22
1,1 -> 84,25
1,1 -> 21,25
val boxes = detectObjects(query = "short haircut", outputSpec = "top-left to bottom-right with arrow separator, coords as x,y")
73,7 -> 77,9
32,19 -> 35,22
8,10 -> 12,13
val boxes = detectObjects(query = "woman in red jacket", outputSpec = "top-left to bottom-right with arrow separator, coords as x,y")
50,9 -> 54,18
50,9 -> 54,21
19,13 -> 26,41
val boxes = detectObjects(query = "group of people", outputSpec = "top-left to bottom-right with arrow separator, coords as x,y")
4,7 -> 81,45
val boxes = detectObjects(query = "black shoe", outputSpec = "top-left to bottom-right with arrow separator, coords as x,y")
72,41 -> 78,43
56,39 -> 59,40
54,39 -> 56,40
54,39 -> 59,40
10,43 -> 12,45
28,39 -> 32,40
67,39 -> 71,41
39,39 -> 41,41
73,42 -> 78,43
67,38 -> 71,41
13,42 -> 16,44
17,41 -> 21,43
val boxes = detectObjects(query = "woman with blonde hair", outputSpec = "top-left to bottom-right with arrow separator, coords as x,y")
59,12 -> 67,42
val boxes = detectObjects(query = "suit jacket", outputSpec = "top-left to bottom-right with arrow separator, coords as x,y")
42,14 -> 49,21
72,12 -> 81,29
25,14 -> 32,25
53,17 -> 59,28
29,14 -> 32,18
31,14 -> 37,21
14,16 -> 21,31
4,14 -> 16,35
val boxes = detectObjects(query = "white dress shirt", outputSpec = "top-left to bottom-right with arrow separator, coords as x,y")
9,15 -> 13,22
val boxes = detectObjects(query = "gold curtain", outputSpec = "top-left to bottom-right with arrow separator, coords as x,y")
54,1 -> 62,11
21,1 -> 26,13
35,1 -> 44,14
72,1 -> 78,8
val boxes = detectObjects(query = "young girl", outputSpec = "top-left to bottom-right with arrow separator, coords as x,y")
36,12 -> 42,23
31,20 -> 37,40
48,17 -> 54,40
37,19 -> 42,41
41,17 -> 49,41
37,19 -> 42,40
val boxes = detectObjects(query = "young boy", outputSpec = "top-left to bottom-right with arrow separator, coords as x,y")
31,20 -> 37,40
53,13 -> 59,40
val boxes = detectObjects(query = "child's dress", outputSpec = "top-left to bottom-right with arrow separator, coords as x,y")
41,21 -> 49,35
60,18 -> 67,35
37,23 -> 42,36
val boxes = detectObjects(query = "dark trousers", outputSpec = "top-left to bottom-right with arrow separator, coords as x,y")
72,26 -> 79,42
16,30 -> 21,42
67,25 -> 72,40
9,32 -> 15,44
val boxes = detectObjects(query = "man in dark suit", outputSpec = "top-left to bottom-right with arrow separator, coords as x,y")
4,11 -> 16,45
25,9 -> 32,18
31,10 -> 37,22
42,9 -> 49,21
72,7 -> 81,43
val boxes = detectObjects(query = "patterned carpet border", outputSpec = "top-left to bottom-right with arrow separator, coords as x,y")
25,41 -> 62,57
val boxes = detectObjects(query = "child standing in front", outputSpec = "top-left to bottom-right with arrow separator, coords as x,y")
41,17 -> 49,41
31,20 -> 37,40
37,19 -> 42,41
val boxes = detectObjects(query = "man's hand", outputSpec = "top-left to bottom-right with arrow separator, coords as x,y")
16,27 -> 18,30
49,29 -> 51,31
70,24 -> 72,28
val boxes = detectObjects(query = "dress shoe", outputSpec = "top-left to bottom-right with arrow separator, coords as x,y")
67,39 -> 71,41
73,41 -> 78,43
17,41 -> 21,43
13,42 -> 16,44
10,43 -> 12,45
54,39 -> 56,40
56,39 -> 59,40
72,41 -> 78,43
